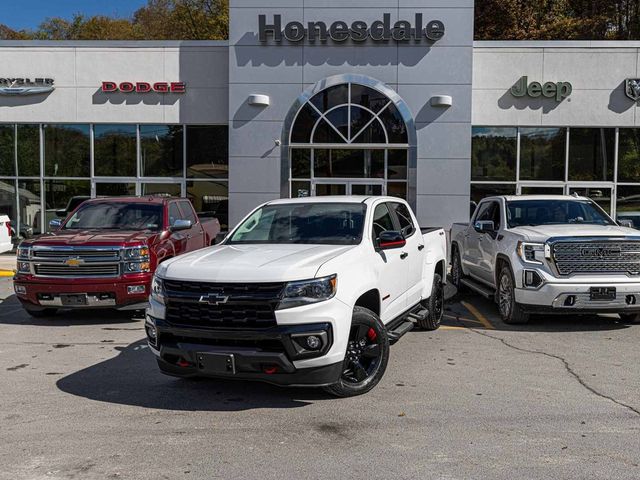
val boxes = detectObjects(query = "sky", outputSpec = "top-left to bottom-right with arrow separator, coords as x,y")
2,0 -> 149,30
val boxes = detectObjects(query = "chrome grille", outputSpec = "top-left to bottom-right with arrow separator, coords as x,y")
553,241 -> 640,275
30,246 -> 122,278
35,264 -> 120,277
32,248 -> 120,260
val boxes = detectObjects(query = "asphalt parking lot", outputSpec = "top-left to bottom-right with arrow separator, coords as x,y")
1,275 -> 639,480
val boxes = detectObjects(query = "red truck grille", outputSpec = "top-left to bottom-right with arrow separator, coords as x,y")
164,280 -> 285,329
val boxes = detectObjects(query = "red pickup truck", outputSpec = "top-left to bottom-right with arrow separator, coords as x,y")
13,196 -> 220,317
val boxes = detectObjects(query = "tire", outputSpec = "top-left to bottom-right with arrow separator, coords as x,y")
419,273 -> 443,331
451,246 -> 467,293
619,313 -> 640,324
24,307 -> 58,318
497,265 -> 530,325
324,306 -> 390,398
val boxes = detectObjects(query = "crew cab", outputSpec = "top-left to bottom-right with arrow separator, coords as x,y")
14,196 -> 220,317
450,195 -> 640,324
146,196 -> 447,397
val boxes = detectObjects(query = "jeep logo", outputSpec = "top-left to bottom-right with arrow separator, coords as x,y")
580,247 -> 621,258
511,76 -> 572,102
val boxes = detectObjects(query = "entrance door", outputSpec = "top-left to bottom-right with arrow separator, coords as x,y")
314,181 -> 384,196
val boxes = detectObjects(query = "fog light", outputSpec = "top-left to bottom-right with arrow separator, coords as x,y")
564,295 -> 576,307
127,285 -> 146,294
15,285 -> 26,294
626,295 -> 636,305
523,270 -> 543,288
147,324 -> 157,340
306,335 -> 321,350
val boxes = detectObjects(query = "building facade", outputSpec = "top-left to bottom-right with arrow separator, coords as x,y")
2,0 -> 640,238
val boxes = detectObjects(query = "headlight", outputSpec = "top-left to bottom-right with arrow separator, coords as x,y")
122,246 -> 151,273
151,276 -> 166,305
278,275 -> 337,310
17,246 -> 30,259
124,246 -> 150,259
517,241 -> 546,265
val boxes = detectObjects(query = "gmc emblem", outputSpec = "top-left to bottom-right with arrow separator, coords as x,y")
580,247 -> 622,258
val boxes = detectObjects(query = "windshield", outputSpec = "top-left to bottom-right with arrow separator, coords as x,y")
63,202 -> 163,231
506,199 -> 614,228
228,203 -> 366,245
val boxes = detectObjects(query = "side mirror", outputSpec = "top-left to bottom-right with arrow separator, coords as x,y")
618,219 -> 634,228
377,231 -> 406,250
474,220 -> 495,233
170,219 -> 192,232
49,219 -> 62,230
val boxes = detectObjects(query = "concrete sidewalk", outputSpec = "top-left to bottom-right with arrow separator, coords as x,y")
0,254 -> 16,275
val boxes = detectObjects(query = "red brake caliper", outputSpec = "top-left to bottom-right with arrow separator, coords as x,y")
367,327 -> 377,342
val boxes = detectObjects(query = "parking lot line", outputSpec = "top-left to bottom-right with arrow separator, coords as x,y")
443,313 -> 485,325
461,301 -> 495,330
439,325 -> 467,331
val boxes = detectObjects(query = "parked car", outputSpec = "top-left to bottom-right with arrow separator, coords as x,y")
450,195 -> 640,324
13,196 -> 220,317
146,196 -> 447,397
0,215 -> 12,254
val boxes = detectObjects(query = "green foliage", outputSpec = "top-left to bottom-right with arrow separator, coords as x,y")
476,0 -> 640,40
0,0 -> 228,40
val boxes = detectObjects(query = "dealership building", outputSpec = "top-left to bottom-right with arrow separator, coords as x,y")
3,0 -> 640,236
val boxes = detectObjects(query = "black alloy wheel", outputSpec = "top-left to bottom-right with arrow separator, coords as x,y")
324,307 -> 389,397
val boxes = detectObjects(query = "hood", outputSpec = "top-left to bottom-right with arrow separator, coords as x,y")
159,243 -> 356,283
27,229 -> 158,247
511,224 -> 640,242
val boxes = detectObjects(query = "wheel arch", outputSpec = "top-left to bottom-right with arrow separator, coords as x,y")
494,253 -> 513,288
353,289 -> 381,317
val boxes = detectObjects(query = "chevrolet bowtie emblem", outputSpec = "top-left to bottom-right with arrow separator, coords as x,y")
65,257 -> 84,267
199,293 -> 229,305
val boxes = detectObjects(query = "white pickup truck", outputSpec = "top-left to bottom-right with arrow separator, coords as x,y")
145,196 -> 447,397
451,195 -> 640,324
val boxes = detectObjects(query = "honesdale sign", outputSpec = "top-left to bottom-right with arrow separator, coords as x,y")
258,14 -> 445,43
101,81 -> 186,93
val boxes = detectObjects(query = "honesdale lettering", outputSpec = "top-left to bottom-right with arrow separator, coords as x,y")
259,14 -> 445,43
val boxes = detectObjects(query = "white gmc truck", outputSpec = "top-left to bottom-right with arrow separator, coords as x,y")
145,196 -> 447,397
451,195 -> 640,324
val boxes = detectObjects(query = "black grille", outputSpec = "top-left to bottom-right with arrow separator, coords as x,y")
164,280 -> 285,329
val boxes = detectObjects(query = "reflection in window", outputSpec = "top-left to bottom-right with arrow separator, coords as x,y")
140,125 -> 183,177
616,186 -> 640,228
470,184 -> 516,204
94,124 -> 137,177
387,150 -> 407,180
187,180 -> 229,230
387,182 -> 407,200
520,186 -> 564,195
186,125 -> 228,178
141,183 -> 181,197
519,128 -> 566,181
569,187 -> 611,214
17,180 -> 42,235
568,128 -> 614,181
96,183 -> 136,196
0,125 -> 15,177
44,124 -> 90,177
314,149 -> 384,179
291,149 -> 310,178
618,129 -> 640,182
471,127 -> 516,181
17,125 -> 40,177
44,179 -> 91,231
291,181 -> 311,198
310,84 -> 348,113
0,179 -> 17,239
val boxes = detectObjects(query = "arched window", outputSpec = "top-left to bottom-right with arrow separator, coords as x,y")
287,82 -> 410,199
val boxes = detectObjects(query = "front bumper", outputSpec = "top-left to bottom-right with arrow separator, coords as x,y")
14,274 -> 151,310
147,316 -> 343,386
515,281 -> 640,314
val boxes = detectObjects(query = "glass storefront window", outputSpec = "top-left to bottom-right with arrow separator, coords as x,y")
471,127 -> 516,181
187,180 -> 229,230
519,127 -> 566,181
94,124 -> 137,177
17,125 -> 40,177
616,186 -> 640,228
568,128 -> 615,181
569,187 -> 612,214
186,125 -> 228,178
314,149 -> 385,178
96,183 -> 136,196
618,129 -> 640,182
387,182 -> 407,200
470,184 -> 516,204
0,179 -> 17,239
291,180 -> 311,198
44,124 -> 90,177
0,125 -> 15,177
520,186 -> 565,195
387,150 -> 407,180
141,183 -> 181,197
44,180 -> 91,230
16,180 -> 42,235
140,125 -> 183,177
291,149 -> 311,178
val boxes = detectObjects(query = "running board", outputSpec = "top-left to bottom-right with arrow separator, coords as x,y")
387,320 -> 414,345
460,278 -> 495,299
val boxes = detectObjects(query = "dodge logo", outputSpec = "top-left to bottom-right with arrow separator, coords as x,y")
199,293 -> 229,305
580,247 -> 621,258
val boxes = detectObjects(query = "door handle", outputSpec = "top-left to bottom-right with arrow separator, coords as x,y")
400,252 -> 409,259
418,244 -> 425,251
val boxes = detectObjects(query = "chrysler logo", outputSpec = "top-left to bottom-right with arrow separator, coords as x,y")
626,78 -> 640,101
580,247 -> 622,258
0,78 -> 55,96
199,293 -> 229,305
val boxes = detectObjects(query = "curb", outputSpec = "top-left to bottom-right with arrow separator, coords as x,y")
0,270 -> 15,278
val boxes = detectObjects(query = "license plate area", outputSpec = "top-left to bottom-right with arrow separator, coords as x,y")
590,287 -> 616,301
60,294 -> 88,306
196,352 -> 236,375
